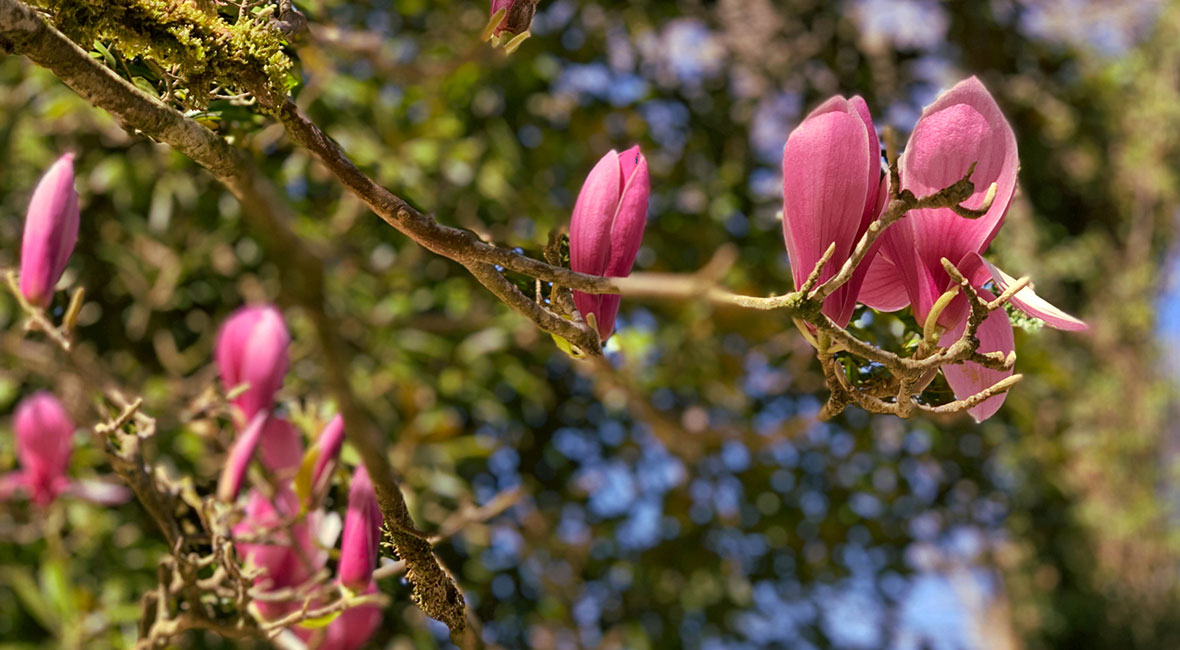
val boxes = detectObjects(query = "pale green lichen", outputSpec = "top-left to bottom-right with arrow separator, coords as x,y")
1005,300 -> 1047,332
31,0 -> 292,109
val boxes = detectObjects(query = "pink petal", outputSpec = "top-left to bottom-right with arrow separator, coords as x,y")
65,478 -> 132,505
941,293 -> 1016,422
233,488 -> 296,573
216,305 -> 290,423
873,211 -> 944,324
258,416 -> 304,475
618,144 -> 641,186
782,96 -> 874,326
572,291 -> 603,337
311,415 -> 346,497
234,488 -> 325,610
858,253 -> 910,312
215,313 -> 250,395
603,146 -> 650,279
19,154 -> 79,307
837,101 -> 887,327
965,253 -> 1088,331
901,76 -> 1018,255
217,412 -> 269,502
849,96 -> 882,227
885,77 -> 1018,322
570,150 -> 622,278
337,466 -> 383,590
591,295 -> 622,340
14,392 -> 73,491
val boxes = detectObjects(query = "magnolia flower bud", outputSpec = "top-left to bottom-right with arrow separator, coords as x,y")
490,0 -> 537,36
570,146 -> 650,342
1,392 -> 130,507
19,154 -> 79,307
215,305 -> 290,422
11,392 -> 73,506
782,96 -> 883,328
337,465 -> 382,590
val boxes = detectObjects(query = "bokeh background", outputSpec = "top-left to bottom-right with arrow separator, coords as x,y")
2,0 -> 1179,648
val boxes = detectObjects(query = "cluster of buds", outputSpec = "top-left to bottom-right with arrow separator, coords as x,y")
781,77 -> 1085,420
4,155 -> 127,508
214,307 -> 382,648
4,154 -> 385,646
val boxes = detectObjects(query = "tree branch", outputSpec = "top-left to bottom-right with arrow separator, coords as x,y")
0,2 -> 475,640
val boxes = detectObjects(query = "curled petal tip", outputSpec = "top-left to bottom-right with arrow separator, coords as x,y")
966,253 -> 1088,331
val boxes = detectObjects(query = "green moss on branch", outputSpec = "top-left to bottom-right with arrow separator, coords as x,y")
31,0 -> 291,108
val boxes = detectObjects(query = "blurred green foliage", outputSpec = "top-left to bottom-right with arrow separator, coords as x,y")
1,1 -> 1179,649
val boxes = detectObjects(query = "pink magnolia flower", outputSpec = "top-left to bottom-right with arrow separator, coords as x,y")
570,146 -> 651,341
1,392 -> 129,507
227,420 -> 378,641
782,96 -> 886,327
19,154 -> 79,307
490,0 -> 537,37
299,465 -> 383,650
215,305 -> 290,423
858,77 -> 1087,421
231,426 -> 332,621
337,465 -> 382,590
233,486 -> 327,621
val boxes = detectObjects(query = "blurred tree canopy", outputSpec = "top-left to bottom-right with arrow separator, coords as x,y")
1,1 -> 1179,649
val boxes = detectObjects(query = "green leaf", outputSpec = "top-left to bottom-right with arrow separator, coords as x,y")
295,608 -> 343,629
91,41 -> 115,68
0,566 -> 57,630
549,333 -> 586,359
132,77 -> 159,98
40,558 -> 75,621
295,443 -> 322,512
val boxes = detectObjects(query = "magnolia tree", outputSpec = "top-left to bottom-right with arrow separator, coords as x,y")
0,1 -> 1091,649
